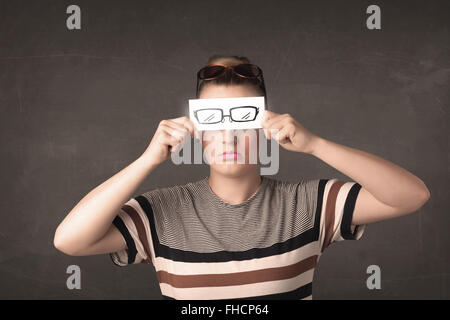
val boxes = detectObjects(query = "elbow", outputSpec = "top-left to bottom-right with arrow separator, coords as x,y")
418,186 -> 431,207
422,186 -> 431,202
53,234 -> 70,255
409,185 -> 431,212
53,230 -> 79,256
417,181 -> 431,206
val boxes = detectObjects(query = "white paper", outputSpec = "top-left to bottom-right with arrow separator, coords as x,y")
189,96 -> 265,131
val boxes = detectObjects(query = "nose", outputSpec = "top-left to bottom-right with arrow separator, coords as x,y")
222,129 -> 237,144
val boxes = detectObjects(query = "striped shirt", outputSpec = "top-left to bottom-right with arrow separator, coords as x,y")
110,176 -> 366,300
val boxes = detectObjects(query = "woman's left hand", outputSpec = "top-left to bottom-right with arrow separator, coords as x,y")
261,110 -> 320,154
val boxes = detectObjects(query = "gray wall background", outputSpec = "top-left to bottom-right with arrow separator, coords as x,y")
0,0 -> 448,299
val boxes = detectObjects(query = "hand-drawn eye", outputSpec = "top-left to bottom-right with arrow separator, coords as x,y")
229,106 -> 259,122
194,108 -> 223,124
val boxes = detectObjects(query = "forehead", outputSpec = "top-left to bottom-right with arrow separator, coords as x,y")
209,58 -> 243,66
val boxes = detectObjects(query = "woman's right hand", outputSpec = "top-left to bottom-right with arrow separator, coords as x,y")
141,116 -> 197,167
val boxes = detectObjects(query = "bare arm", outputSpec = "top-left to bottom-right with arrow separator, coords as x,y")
53,156 -> 158,256
310,136 -> 430,225
54,116 -> 195,256
262,110 -> 430,226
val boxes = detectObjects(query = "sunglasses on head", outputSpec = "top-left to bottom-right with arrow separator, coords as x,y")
195,63 -> 267,106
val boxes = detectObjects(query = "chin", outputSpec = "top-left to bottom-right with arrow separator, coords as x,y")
210,163 -> 258,178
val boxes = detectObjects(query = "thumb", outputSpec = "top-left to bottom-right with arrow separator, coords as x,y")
262,110 -> 275,121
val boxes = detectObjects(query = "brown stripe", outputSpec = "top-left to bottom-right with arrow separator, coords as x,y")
156,255 -> 318,288
321,180 -> 345,252
122,204 -> 153,265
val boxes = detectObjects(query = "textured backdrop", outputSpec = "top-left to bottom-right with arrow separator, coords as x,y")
0,0 -> 449,299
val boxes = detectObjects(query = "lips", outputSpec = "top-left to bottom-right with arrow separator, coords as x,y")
221,151 -> 240,161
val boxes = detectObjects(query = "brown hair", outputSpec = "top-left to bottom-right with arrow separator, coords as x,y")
196,54 -> 266,99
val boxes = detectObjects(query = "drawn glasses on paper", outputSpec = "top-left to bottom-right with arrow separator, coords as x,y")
194,106 -> 259,124
189,96 -> 265,131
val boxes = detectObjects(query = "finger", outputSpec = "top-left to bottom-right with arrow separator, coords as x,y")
274,124 -> 294,144
263,127 -> 269,140
193,127 -> 202,142
268,115 -> 291,131
261,112 -> 283,129
163,120 -> 190,137
263,126 -> 277,140
263,116 -> 288,140
158,129 -> 182,152
161,122 -> 192,143
171,116 -> 195,138
160,125 -> 187,144
264,113 -> 290,129
170,140 -> 184,153
161,119 -> 192,142
262,110 -> 277,124
159,128 -> 182,144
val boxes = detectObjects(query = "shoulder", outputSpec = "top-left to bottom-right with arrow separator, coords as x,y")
139,178 -> 206,209
263,176 -> 328,212
263,176 -> 324,195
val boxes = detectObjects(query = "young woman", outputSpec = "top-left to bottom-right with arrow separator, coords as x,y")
54,55 -> 430,300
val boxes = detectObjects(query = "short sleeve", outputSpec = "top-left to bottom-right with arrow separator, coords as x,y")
109,197 -> 155,267
317,178 -> 366,252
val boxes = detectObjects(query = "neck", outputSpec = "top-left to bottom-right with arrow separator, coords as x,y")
207,167 -> 262,205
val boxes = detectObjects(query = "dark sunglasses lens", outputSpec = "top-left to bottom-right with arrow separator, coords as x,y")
199,65 -> 225,79
234,64 -> 261,77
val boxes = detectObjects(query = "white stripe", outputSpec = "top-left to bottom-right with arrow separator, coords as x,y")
160,268 -> 315,300
128,198 -> 158,265
332,182 -> 355,243
153,241 -> 319,275
110,249 -> 129,266
117,207 -> 146,263
319,179 -> 337,250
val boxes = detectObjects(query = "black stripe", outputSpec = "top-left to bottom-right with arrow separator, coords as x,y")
135,180 -> 327,263
161,282 -> 313,300
340,183 -> 363,240
315,179 -> 328,228
135,195 -> 163,258
111,215 -> 137,264
237,282 -> 312,300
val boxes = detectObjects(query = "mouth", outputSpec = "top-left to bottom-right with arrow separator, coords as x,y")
220,151 -> 240,161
